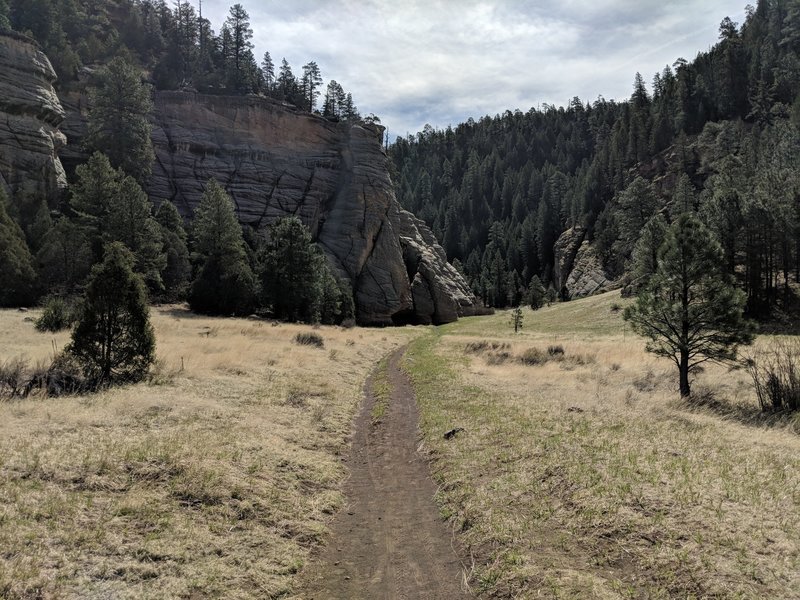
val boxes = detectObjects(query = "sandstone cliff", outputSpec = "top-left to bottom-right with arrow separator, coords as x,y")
145,91 -> 477,324
0,32 -> 66,203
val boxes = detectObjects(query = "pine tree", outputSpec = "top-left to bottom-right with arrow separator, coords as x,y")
629,213 -> 668,288
510,306 -> 524,333
155,200 -> 190,298
301,61 -> 322,112
71,153 -> 166,289
277,57 -> 297,102
0,0 -> 10,30
224,3 -> 254,93
528,275 -> 546,310
107,175 -> 166,292
261,51 -> 275,95
189,180 -> 255,315
36,218 -> 92,292
86,58 -> 154,184
259,216 -> 325,322
0,188 -> 36,306
68,242 -> 155,383
624,213 -> 754,397
70,152 -> 122,257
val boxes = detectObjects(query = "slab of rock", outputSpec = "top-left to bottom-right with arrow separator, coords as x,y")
565,241 -> 616,299
553,226 -> 586,296
146,91 -> 477,325
0,31 -> 66,203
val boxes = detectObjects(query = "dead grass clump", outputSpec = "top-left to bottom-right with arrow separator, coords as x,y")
633,369 -> 658,392
745,338 -> 800,412
0,356 -> 28,397
294,332 -> 324,348
285,389 -> 309,408
562,353 -> 596,368
486,352 -> 512,365
518,347 -> 548,366
465,340 -> 490,354
465,340 -> 510,355
0,353 -> 93,399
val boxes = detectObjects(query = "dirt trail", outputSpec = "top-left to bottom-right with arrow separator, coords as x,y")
299,347 -> 471,599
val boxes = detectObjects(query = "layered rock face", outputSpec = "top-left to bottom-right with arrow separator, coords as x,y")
553,227 -> 617,300
0,32 -> 66,203
147,92 -> 478,324
565,241 -> 614,298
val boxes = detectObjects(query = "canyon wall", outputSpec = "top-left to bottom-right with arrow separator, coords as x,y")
0,32 -> 66,204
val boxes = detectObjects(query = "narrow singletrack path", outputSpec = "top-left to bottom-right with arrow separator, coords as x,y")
299,347 -> 471,599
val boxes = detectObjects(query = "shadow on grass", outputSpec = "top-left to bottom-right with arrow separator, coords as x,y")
679,390 -> 800,434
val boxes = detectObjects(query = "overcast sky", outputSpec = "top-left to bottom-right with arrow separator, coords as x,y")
199,1 -> 746,139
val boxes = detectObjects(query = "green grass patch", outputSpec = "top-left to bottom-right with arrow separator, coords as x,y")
444,289 -> 632,339
370,356 -> 392,423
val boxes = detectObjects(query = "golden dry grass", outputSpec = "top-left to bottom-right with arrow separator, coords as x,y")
406,292 -> 800,598
0,305 -> 415,599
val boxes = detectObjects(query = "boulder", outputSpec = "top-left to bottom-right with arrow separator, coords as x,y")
0,31 -> 66,203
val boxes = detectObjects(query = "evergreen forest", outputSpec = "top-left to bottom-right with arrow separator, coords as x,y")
2,0 -> 361,117
390,2 -> 800,317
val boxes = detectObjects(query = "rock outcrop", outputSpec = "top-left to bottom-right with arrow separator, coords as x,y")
564,241 -> 615,299
553,227 -> 586,296
0,32 -> 66,203
553,226 -> 618,300
146,91 -> 477,324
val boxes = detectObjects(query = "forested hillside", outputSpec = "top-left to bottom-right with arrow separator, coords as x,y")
391,1 -> 800,316
1,0 -> 361,117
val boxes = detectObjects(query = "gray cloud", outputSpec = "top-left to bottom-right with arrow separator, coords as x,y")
199,0 -> 746,137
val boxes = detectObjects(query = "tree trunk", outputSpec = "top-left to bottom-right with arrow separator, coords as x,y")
679,351 -> 691,397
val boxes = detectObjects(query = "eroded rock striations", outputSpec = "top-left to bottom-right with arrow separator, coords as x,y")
553,227 -> 617,300
0,32 -> 66,203
147,92 -> 477,324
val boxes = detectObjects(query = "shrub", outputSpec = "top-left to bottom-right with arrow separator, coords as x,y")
745,339 -> 800,412
519,347 -> 548,366
465,341 -> 489,354
68,243 -> 155,384
486,351 -> 511,365
0,357 -> 28,397
35,296 -> 78,332
294,332 -> 324,348
45,352 -> 91,396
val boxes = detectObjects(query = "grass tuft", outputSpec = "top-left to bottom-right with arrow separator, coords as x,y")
294,332 -> 325,347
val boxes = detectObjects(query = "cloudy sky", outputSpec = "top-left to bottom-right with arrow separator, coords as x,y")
200,0 -> 746,138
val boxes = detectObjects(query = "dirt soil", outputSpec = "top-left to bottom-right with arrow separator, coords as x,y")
298,347 -> 471,599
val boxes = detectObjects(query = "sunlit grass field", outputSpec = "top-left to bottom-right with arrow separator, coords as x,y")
406,291 -> 800,598
0,306 -> 415,599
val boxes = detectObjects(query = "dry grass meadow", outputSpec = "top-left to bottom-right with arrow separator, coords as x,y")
0,305 -> 415,599
405,290 -> 800,599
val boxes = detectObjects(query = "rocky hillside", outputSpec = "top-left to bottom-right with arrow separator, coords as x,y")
0,31 -> 478,325
148,92 -> 477,324
0,31 -> 66,204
